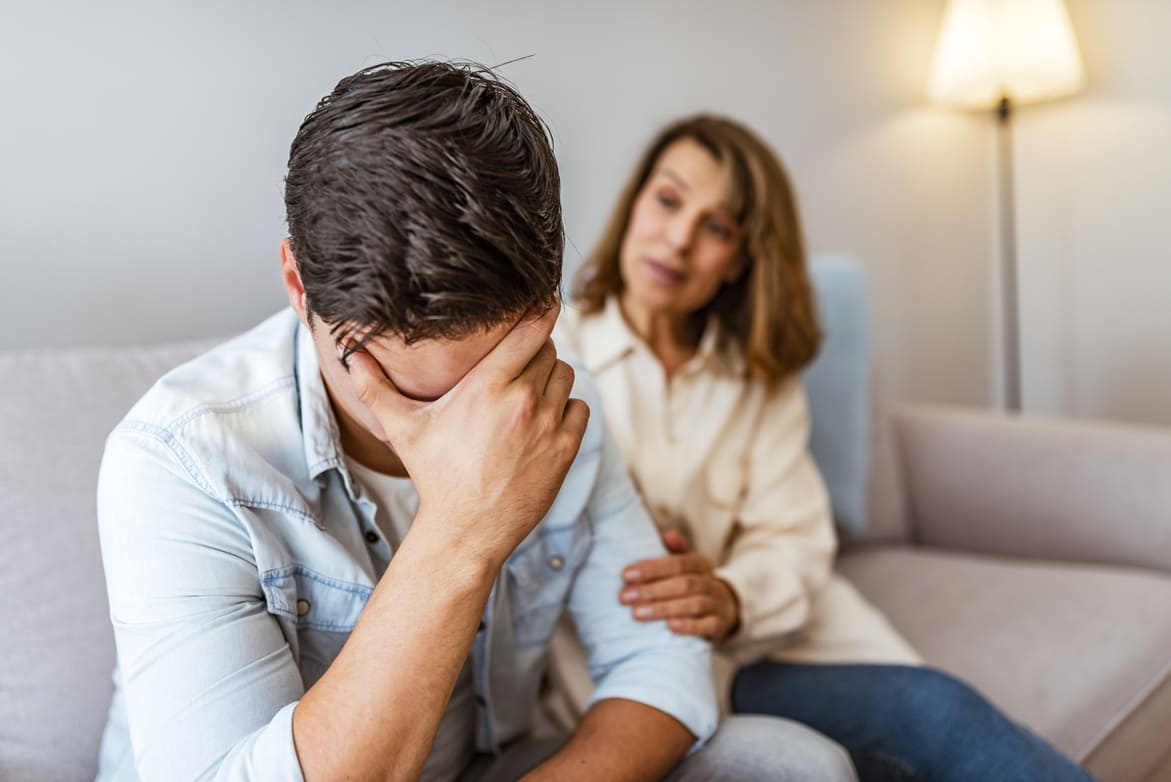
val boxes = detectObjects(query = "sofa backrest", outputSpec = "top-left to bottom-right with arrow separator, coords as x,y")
804,256 -> 911,545
0,342 -> 209,781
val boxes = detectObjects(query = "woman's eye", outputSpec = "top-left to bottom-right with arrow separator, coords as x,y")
706,221 -> 732,239
656,193 -> 680,209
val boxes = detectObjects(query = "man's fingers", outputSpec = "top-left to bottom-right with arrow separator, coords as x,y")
476,301 -> 560,383
345,348 -> 416,441
517,339 -> 558,393
544,359 -> 575,404
622,553 -> 712,584
560,397 -> 590,443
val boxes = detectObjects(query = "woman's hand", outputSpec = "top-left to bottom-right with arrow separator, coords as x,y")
619,529 -> 741,643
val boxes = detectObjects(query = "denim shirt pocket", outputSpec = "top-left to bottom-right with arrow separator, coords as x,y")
504,521 -> 592,648
261,565 -> 372,688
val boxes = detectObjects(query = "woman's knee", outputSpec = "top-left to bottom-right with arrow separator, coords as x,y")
900,667 -> 991,722
861,665 -> 1010,752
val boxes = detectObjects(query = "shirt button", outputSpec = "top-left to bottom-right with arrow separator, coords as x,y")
548,555 -> 565,572
296,599 -> 311,617
365,530 -> 379,544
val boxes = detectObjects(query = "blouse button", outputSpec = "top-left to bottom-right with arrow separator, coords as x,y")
296,599 -> 311,617
365,530 -> 380,544
548,555 -> 565,572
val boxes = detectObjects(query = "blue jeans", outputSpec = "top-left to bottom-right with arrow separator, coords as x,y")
731,662 -> 1098,782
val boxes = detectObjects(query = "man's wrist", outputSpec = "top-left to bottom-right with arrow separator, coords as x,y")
405,505 -> 509,587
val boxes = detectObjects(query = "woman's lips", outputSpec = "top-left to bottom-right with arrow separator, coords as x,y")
644,258 -> 687,286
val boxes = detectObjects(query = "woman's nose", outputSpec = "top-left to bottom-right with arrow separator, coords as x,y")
664,214 -> 695,253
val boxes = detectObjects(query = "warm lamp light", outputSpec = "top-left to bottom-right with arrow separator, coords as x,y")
928,0 -> 1085,412
930,0 -> 1085,109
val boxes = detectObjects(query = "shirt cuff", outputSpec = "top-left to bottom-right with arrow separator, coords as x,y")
212,701 -> 305,781
587,650 -> 719,751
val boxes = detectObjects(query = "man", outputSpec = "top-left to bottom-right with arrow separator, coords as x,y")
95,61 -> 854,781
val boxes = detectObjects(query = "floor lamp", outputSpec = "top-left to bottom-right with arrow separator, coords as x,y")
928,0 -> 1085,412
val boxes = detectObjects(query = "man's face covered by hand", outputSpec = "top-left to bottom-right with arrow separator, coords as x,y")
310,313 -> 524,447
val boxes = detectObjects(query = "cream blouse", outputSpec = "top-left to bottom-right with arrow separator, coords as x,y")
546,297 -> 919,720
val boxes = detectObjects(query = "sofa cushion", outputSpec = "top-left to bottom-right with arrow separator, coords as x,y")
856,375 -> 912,545
839,546 -> 1171,781
0,343 -> 208,781
804,256 -> 871,538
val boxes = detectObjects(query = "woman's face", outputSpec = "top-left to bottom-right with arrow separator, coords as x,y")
619,138 -> 744,321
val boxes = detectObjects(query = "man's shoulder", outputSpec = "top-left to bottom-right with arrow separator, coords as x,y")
118,310 -> 301,433
104,310 -> 313,500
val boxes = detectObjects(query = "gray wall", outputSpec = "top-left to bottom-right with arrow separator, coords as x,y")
1016,0 -> 1171,426
1,0 -> 997,408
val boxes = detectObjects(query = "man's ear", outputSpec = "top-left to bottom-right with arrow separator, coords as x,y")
280,238 -> 310,326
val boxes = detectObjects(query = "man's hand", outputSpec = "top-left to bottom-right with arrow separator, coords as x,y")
346,302 -> 589,570
620,529 -> 741,643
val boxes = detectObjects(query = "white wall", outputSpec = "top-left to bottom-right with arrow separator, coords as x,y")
0,1 -> 998,408
1016,0 -> 1171,426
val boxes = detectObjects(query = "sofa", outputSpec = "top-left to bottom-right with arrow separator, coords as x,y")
3,277 -> 1170,781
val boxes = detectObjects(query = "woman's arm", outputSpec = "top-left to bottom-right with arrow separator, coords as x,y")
621,378 -> 837,658
716,380 -> 837,652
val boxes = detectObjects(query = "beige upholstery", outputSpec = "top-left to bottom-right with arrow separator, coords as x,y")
0,344 -> 208,782
855,377 -> 912,544
893,405 -> 1171,573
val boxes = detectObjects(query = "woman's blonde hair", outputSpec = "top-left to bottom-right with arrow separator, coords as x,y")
573,114 -> 821,384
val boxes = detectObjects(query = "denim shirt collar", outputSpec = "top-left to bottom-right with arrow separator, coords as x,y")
293,318 -> 364,503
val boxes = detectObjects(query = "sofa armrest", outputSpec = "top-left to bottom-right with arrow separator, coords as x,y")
892,404 -> 1171,573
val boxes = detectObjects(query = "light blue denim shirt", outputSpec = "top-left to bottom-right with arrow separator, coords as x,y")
93,308 -> 716,781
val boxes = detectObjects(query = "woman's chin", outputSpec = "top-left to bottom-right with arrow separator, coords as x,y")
624,287 -> 690,319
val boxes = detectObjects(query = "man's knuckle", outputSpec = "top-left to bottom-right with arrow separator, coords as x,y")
556,430 -> 582,459
510,386 -> 538,420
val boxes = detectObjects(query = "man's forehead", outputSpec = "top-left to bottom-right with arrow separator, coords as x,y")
360,321 -> 514,401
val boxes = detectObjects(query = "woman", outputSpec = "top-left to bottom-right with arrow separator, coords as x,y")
549,115 -> 1095,782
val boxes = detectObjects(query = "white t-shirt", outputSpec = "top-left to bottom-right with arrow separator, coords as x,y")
345,457 -> 477,782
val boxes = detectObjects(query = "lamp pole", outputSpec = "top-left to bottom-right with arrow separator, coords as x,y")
996,95 -> 1022,412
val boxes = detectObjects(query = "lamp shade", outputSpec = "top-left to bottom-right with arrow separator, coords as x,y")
929,0 -> 1085,108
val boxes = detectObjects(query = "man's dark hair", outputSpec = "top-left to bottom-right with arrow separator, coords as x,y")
284,60 -> 563,353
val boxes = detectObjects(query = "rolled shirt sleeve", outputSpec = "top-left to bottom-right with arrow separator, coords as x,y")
566,426 -> 719,746
97,428 -> 307,781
